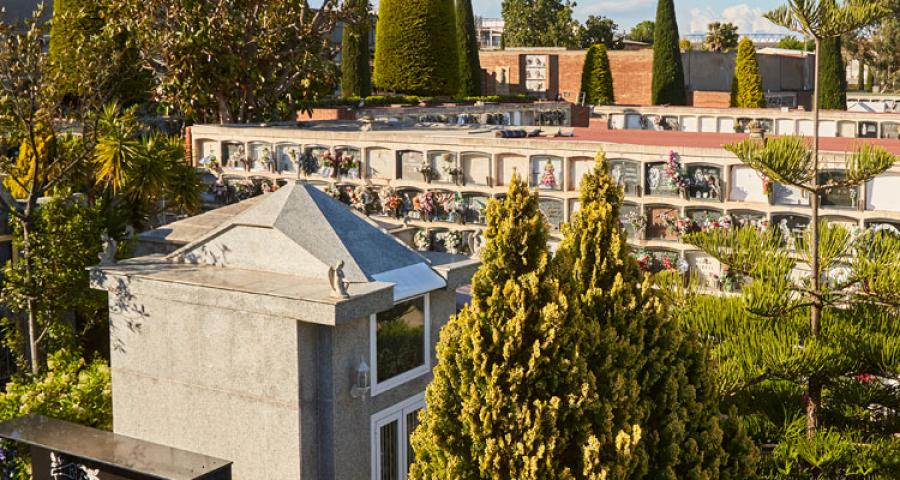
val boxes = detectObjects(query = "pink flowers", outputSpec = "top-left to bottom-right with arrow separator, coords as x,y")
854,373 -> 876,383
663,151 -> 690,193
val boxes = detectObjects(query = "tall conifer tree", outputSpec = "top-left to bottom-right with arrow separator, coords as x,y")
818,36 -> 848,110
410,174 -> 638,479
340,0 -> 372,98
374,0 -> 459,95
651,0 -> 687,105
580,45 -> 615,105
455,0 -> 482,97
731,38 -> 767,108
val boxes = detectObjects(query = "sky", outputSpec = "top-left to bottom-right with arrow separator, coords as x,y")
471,0 -> 792,34
348,0 -> 794,35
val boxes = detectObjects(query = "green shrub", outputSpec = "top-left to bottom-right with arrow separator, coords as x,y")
651,0 -> 687,105
455,0 -> 481,97
581,44 -> 615,105
340,0 -> 372,98
373,0 -> 459,95
818,36 -> 848,110
731,38 -> 766,108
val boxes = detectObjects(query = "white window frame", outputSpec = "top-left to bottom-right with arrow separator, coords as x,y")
370,392 -> 426,480
370,294 -> 431,396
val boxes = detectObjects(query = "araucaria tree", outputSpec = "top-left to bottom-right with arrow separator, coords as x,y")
373,0 -> 459,96
340,0 -> 372,98
580,45 -> 615,105
501,0 -> 580,48
817,36 -> 848,110
103,0 -> 342,124
651,0 -> 687,105
409,173 -> 640,479
731,37 -> 767,108
763,0 -> 890,437
682,136 -> 900,478
455,0 -> 482,97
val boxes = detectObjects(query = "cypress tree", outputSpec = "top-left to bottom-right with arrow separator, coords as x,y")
340,0 -> 372,98
651,0 -> 687,105
554,152 -> 736,479
817,36 -> 848,110
856,60 -> 865,91
373,0 -> 459,96
731,38 -> 766,108
410,174 -> 638,479
455,0 -> 482,97
581,45 -> 615,105
865,67 -> 874,92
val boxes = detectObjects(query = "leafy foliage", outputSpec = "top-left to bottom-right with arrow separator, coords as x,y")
103,0 -> 342,123
731,38 -> 767,108
581,45 -> 615,105
705,22 -> 739,52
455,0 -> 482,97
651,0 -> 687,105
373,0 -> 459,96
0,349 -> 111,430
627,21 -> 655,44
578,15 -> 619,49
501,0 -> 580,48
777,36 -> 815,50
340,0 -> 372,98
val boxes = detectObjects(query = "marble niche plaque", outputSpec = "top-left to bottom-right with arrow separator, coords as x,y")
645,162 -> 679,197
609,159 -> 641,196
400,151 -> 425,181
539,198 -> 565,232
686,251 -> 722,290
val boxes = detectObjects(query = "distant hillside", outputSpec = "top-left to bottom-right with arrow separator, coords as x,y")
2,0 -> 52,23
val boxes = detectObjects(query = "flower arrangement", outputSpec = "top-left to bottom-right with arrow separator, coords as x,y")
700,214 -> 732,232
417,159 -> 438,183
623,211 -> 648,233
299,151 -> 318,177
378,186 -> 403,217
440,154 -> 463,179
414,229 -> 432,251
761,174 -> 774,196
349,185 -> 375,213
663,150 -> 690,194
443,230 -> 464,254
413,191 -> 436,220
664,214 -> 696,236
634,250 -> 685,273
337,153 -> 358,174
324,184 -> 343,201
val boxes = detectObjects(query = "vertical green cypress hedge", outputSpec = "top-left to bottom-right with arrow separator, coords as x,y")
817,36 -> 848,110
341,0 -> 372,98
651,0 -> 687,105
731,38 -> 766,108
374,0 -> 459,96
581,45 -> 614,105
455,0 -> 482,97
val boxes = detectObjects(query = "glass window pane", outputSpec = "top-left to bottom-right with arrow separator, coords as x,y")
406,409 -> 422,474
376,297 -> 426,383
380,421 -> 398,480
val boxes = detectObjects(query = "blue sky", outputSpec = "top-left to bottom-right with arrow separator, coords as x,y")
341,1 -> 793,35
470,0 -> 791,34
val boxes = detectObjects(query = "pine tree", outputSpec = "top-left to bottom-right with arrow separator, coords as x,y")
731,38 -> 766,108
455,0 -> 482,97
818,36 -> 848,110
580,45 -> 614,105
340,0 -> 372,98
409,174 -> 637,479
373,0 -> 459,96
651,0 -> 687,105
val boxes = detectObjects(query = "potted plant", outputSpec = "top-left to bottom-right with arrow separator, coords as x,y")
417,159 -> 437,183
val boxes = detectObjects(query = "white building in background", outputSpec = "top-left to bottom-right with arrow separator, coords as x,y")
476,17 -> 504,50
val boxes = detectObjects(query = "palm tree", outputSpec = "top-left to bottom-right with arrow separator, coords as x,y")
763,0 -> 891,438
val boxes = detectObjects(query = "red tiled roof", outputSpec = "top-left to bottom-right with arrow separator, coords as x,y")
543,122 -> 900,155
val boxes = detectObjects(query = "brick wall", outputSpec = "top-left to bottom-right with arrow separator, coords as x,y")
296,107 -> 357,122
479,49 -> 654,106
690,91 -> 732,108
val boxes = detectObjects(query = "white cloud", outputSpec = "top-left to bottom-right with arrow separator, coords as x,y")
688,4 -> 789,34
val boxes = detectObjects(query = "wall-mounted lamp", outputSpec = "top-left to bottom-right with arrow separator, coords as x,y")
350,359 -> 370,399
